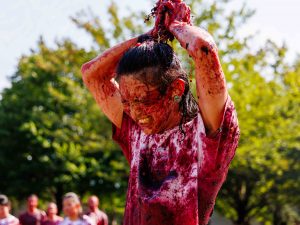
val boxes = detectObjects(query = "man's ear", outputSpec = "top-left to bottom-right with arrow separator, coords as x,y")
169,78 -> 185,97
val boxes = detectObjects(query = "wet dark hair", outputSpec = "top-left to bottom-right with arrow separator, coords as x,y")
116,35 -> 199,131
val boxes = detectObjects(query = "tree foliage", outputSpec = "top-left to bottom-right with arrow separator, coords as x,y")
0,37 -> 128,216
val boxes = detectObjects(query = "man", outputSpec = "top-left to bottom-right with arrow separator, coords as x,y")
41,203 -> 62,225
81,0 -> 239,224
19,195 -> 46,225
0,195 -> 19,225
86,196 -> 108,225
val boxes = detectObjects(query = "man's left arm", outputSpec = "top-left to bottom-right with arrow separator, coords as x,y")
170,22 -> 227,135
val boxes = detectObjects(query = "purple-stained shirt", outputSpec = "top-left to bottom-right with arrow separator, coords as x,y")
41,217 -> 63,225
113,97 -> 240,225
19,211 -> 46,225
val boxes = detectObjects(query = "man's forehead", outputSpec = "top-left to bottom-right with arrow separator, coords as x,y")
48,203 -> 57,208
119,76 -> 159,96
89,196 -> 98,202
28,196 -> 38,201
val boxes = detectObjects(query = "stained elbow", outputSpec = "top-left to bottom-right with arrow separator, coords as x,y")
81,60 -> 93,76
193,36 -> 218,59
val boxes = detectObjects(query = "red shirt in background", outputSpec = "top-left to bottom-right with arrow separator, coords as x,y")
19,211 -> 46,225
86,210 -> 108,225
41,216 -> 63,225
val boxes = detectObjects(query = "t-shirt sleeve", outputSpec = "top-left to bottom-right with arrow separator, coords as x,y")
197,96 -> 240,223
112,113 -> 134,164
15,218 -> 20,225
200,95 -> 240,176
12,216 -> 20,225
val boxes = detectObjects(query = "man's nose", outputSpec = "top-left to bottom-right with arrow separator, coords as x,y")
130,102 -> 143,117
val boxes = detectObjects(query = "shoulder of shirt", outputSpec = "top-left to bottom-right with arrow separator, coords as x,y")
59,218 -> 69,225
99,211 -> 107,218
56,216 -> 64,221
8,214 -> 17,219
12,215 -> 19,220
38,210 -> 46,216
82,215 -> 93,224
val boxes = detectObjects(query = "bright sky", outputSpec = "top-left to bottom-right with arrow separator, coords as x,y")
1,0 -> 299,92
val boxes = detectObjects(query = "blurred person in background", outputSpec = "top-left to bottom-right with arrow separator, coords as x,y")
19,195 -> 46,225
60,193 -> 92,225
41,203 -> 62,225
86,196 -> 108,225
0,194 -> 19,225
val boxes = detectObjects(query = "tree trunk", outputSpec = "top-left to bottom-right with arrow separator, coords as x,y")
272,204 -> 285,225
234,221 -> 250,225
234,204 -> 250,225
55,185 -> 63,214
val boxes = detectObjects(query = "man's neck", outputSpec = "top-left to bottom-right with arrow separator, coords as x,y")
48,215 -> 55,221
89,208 -> 99,213
68,215 -> 79,221
27,208 -> 38,214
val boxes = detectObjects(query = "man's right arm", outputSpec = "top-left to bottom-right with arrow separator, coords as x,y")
81,37 -> 138,128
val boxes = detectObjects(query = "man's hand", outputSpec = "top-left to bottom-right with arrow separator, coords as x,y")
162,0 -> 192,28
152,0 -> 192,42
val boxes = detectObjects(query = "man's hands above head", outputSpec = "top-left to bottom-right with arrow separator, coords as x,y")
151,0 -> 192,42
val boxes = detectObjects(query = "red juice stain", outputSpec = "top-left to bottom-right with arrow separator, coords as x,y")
201,46 -> 209,55
141,203 -> 175,225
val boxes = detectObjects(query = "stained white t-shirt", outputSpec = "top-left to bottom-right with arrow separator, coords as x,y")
0,214 -> 19,225
59,216 -> 92,225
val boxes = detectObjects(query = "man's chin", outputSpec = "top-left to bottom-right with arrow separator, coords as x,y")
141,126 -> 164,135
140,126 -> 158,135
142,128 -> 154,135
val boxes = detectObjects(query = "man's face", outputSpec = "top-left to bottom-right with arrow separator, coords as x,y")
0,205 -> 10,218
27,196 -> 38,209
88,197 -> 98,210
47,203 -> 58,216
119,76 -> 178,134
63,198 -> 80,218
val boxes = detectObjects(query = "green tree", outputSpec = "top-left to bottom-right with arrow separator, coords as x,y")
216,41 -> 300,224
0,38 -> 129,216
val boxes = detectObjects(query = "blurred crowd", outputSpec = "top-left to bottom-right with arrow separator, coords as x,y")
0,193 -> 108,225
